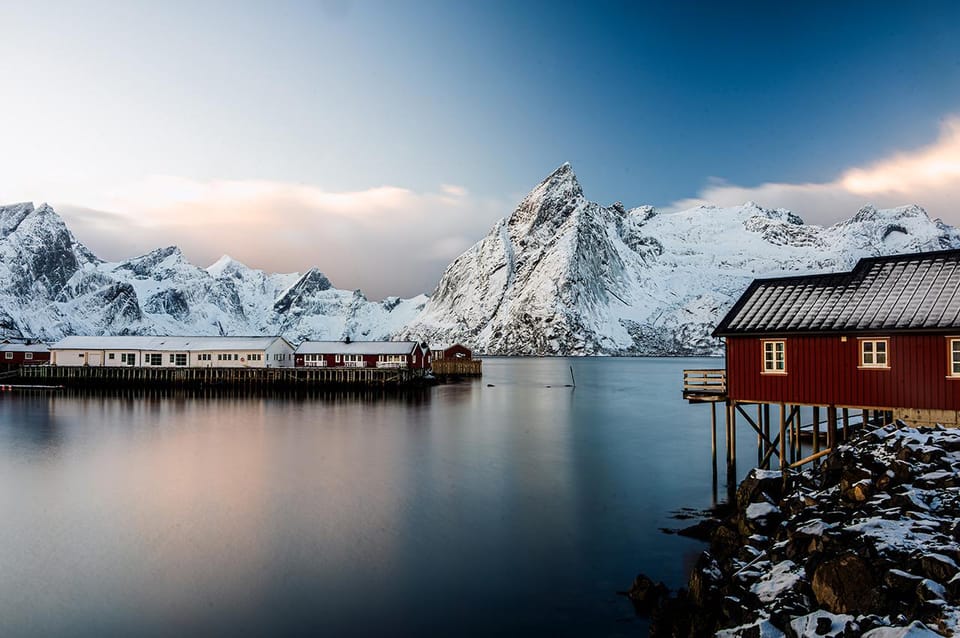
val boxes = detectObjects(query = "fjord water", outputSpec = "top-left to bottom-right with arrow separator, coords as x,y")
0,357 -> 743,637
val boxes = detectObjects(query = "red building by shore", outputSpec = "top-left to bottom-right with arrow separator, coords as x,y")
714,248 -> 960,425
294,340 -> 430,370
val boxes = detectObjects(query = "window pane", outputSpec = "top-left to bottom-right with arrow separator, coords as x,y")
863,342 -> 873,354
877,352 -> 886,365
876,341 -> 886,354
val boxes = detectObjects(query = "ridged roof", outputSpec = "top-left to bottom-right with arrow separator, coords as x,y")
51,336 -> 289,351
714,249 -> 960,336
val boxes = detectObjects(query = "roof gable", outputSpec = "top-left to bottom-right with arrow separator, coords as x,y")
714,249 -> 960,336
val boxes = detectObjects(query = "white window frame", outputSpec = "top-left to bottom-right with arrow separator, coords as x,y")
949,338 -> 960,378
3,352 -> 11,360
859,338 -> 889,369
761,339 -> 786,374
24,352 -> 32,360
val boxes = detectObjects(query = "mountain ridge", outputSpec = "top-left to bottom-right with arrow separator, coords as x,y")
2,165 -> 958,354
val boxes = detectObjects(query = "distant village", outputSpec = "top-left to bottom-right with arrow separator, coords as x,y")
0,336 -> 480,386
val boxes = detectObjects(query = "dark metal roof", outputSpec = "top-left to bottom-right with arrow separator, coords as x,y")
713,248 -> 960,337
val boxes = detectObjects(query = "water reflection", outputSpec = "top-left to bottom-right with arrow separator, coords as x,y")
0,358 -> 732,637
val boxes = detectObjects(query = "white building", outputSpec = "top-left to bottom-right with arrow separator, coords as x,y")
50,336 -> 295,368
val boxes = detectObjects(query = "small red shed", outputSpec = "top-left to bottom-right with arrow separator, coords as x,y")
430,343 -> 473,361
713,248 -> 960,426
294,340 -> 430,370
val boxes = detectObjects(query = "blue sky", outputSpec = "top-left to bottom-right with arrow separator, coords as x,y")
2,1 -> 960,296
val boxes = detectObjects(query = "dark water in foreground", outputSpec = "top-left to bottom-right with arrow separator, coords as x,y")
0,357 -> 755,637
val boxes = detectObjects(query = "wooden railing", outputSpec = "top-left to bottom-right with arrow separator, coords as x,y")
682,369 -> 727,398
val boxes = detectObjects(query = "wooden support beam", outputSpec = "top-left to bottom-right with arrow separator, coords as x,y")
779,403 -> 787,474
842,408 -> 850,442
827,406 -> 838,449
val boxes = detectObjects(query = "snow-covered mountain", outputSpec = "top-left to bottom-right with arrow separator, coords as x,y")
0,202 -> 426,342
3,164 -> 958,353
399,163 -> 960,355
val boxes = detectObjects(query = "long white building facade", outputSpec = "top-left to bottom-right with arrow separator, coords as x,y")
50,336 -> 295,368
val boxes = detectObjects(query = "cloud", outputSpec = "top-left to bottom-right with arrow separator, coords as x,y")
54,178 -> 505,299
668,116 -> 960,226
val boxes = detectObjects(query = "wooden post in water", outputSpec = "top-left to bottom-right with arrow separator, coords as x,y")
763,404 -> 771,469
812,406 -> 820,460
710,402 -> 717,469
569,366 -> 576,388
827,405 -> 837,450
756,404 -> 763,466
842,408 -> 850,441
779,403 -> 787,474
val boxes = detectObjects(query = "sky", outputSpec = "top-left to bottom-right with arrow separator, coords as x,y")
2,1 -> 960,298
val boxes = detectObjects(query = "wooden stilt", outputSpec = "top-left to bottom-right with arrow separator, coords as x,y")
710,402 -> 717,468
827,406 -> 837,449
779,403 -> 787,474
842,408 -> 849,441
812,406 -> 820,464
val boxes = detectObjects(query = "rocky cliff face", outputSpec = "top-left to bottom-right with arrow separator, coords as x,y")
0,203 -> 426,342
400,165 -> 960,355
3,165 -> 958,351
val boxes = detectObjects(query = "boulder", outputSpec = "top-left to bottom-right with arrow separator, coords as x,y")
811,553 -> 884,614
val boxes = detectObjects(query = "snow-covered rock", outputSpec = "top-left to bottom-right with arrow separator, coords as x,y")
401,165 -> 960,355
0,202 -> 427,342
3,163 -> 959,351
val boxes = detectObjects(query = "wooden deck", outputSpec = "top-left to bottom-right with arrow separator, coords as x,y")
20,365 -> 429,389
431,359 -> 482,377
682,368 -> 727,402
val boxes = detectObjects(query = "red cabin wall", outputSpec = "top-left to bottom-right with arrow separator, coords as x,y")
294,350 -> 425,368
1,351 -> 50,366
441,344 -> 472,360
726,334 -> 960,410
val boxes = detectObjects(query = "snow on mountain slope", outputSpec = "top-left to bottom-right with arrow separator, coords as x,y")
400,164 -> 960,355
3,164 -> 957,354
0,202 -> 426,342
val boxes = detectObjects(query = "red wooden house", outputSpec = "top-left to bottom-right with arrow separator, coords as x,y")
0,342 -> 50,367
713,248 -> 960,427
430,343 -> 473,361
294,341 -> 430,370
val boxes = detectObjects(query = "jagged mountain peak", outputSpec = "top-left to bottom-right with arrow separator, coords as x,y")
508,163 -> 585,235
207,254 -> 252,278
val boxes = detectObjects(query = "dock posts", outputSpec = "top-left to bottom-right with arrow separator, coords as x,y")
779,403 -> 787,473
710,402 -> 717,471
812,406 -> 820,462
827,406 -> 838,449
842,408 -> 850,441
756,404 -> 763,466
763,404 -> 771,469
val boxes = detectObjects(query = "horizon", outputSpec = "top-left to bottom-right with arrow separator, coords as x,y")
3,1 -> 960,296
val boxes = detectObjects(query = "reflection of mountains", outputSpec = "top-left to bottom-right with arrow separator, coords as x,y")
54,386 -> 435,405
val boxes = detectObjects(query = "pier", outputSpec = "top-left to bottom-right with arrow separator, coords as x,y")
20,364 -> 430,389
683,368 -> 891,480
430,358 -> 482,377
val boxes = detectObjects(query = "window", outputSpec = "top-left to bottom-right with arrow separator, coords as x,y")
3,352 -> 11,360
148,353 -> 162,366
761,340 -> 786,374
860,339 -> 889,368
233,354 -> 239,361
24,353 -> 32,360
950,339 -> 960,377
174,354 -> 187,366
335,355 -> 341,363
108,353 -> 115,360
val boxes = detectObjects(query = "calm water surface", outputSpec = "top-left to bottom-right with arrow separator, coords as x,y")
0,357 -> 756,637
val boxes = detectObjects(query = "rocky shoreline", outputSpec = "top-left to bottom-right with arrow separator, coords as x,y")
627,424 -> 960,637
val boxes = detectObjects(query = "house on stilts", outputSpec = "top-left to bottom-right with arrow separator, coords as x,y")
684,248 -> 960,471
